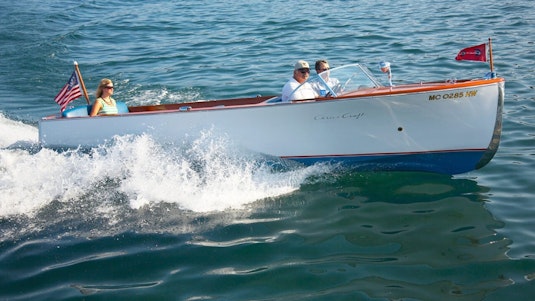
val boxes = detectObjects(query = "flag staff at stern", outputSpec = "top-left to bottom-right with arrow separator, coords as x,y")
455,38 -> 495,74
53,61 -> 90,112
73,61 -> 90,105
488,37 -> 494,73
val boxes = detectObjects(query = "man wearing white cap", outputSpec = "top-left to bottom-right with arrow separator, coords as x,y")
281,60 -> 318,102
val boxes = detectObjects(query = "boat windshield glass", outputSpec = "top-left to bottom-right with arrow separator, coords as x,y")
298,63 -> 383,98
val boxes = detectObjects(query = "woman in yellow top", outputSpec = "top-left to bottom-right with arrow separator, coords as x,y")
90,78 -> 118,116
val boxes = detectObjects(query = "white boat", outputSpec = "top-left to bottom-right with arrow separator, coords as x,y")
39,63 -> 505,174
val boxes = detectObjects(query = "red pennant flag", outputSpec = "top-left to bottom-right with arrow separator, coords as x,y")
455,43 -> 487,62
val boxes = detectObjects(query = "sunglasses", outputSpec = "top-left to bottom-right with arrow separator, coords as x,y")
298,68 -> 310,74
318,67 -> 330,72
104,86 -> 114,89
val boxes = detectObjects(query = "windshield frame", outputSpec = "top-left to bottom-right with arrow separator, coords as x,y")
292,63 -> 384,98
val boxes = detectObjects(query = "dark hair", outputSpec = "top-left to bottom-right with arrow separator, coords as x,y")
315,59 -> 329,71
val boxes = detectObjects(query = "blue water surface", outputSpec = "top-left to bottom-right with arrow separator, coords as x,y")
0,0 -> 534,300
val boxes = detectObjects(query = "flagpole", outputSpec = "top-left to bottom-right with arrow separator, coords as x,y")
488,38 -> 494,73
73,61 -> 91,105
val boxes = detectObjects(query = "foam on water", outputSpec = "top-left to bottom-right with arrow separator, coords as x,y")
0,114 -> 329,218
120,82 -> 203,107
0,113 -> 37,147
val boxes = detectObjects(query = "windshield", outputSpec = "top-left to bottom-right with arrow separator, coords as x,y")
304,63 -> 383,98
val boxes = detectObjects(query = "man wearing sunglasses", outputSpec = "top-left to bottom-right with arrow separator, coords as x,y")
281,60 -> 318,102
313,59 -> 339,96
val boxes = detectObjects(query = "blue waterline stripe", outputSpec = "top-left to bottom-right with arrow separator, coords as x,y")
283,149 -> 486,174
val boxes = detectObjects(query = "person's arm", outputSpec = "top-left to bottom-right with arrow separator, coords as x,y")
89,99 -> 102,116
281,82 -> 292,102
282,80 -> 299,102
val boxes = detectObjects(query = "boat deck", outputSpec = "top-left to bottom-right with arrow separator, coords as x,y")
47,77 -> 503,120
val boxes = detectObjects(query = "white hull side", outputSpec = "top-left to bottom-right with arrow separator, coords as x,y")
39,81 -> 504,173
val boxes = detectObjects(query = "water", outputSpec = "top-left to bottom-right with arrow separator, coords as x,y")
1,0 -> 534,300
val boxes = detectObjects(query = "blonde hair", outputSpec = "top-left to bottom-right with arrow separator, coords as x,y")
96,78 -> 113,98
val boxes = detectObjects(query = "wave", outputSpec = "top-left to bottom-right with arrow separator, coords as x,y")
0,114 -> 330,220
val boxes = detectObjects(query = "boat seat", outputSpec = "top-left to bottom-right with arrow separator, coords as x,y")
116,101 -> 129,113
62,105 -> 91,118
62,101 -> 129,118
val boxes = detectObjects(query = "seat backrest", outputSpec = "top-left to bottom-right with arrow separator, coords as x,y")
116,101 -> 129,114
62,105 -> 91,118
61,101 -> 129,118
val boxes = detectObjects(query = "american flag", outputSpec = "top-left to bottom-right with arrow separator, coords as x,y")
54,71 -> 82,111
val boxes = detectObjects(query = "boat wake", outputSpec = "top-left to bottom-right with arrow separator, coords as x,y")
0,113 -> 332,238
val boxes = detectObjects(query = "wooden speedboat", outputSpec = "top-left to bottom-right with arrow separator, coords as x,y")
39,63 -> 504,174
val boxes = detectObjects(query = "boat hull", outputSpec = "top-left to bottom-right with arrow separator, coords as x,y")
39,79 -> 504,174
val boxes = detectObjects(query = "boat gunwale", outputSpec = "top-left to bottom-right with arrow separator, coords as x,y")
41,77 -> 504,121
329,77 -> 504,99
